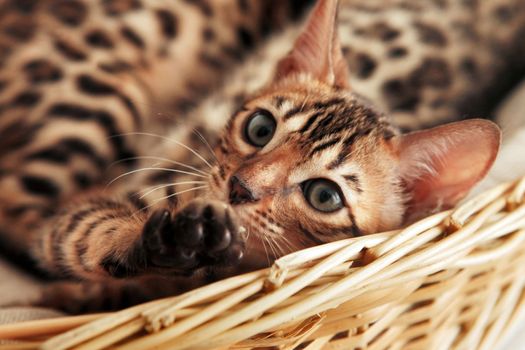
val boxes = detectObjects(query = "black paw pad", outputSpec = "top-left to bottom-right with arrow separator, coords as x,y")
142,209 -> 197,269
173,200 -> 243,264
141,200 -> 246,273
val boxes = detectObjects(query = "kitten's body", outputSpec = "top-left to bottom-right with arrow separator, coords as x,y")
0,0 -> 309,251
0,0 -> 519,311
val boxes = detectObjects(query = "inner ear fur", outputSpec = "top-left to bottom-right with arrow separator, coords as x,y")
274,0 -> 350,89
394,119 -> 501,220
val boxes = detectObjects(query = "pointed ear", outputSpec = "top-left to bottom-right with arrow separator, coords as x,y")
274,0 -> 350,89
394,119 -> 501,220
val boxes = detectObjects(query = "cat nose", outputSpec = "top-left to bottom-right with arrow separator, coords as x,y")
229,175 -> 259,205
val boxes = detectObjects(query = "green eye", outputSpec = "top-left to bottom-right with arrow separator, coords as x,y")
244,110 -> 276,147
303,179 -> 344,213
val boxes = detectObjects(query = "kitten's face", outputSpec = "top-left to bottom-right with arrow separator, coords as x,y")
208,79 -> 404,262
207,0 -> 499,266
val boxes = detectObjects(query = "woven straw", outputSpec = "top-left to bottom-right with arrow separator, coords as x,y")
2,175 -> 525,350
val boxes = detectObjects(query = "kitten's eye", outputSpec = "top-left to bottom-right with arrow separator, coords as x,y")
303,179 -> 344,213
244,110 -> 276,147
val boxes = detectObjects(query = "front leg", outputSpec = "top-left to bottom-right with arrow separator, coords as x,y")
35,199 -> 246,313
33,194 -> 245,280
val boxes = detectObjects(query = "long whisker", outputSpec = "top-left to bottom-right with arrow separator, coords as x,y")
133,185 -> 208,215
264,234 -> 274,259
267,235 -> 279,260
107,167 -> 208,188
261,235 -> 270,267
191,128 -> 220,165
138,181 -> 207,199
137,181 -> 207,194
270,236 -> 285,257
109,156 -> 209,176
263,234 -> 276,262
279,237 -> 294,256
110,132 -> 213,169
278,235 -> 296,254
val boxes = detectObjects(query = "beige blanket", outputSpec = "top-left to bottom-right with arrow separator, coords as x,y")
0,258 -> 64,323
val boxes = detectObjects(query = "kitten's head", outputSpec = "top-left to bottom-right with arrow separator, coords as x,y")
208,0 -> 500,263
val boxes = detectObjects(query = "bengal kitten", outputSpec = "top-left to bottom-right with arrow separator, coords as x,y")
1,0 -> 504,312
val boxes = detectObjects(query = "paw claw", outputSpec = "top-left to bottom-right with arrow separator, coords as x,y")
222,244 -> 244,263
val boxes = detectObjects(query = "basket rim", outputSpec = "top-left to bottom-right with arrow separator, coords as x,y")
1,175 -> 525,350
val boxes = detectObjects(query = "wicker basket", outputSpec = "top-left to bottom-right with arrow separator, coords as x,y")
2,175 -> 525,350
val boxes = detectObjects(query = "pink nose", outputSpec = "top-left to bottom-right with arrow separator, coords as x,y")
229,175 -> 259,205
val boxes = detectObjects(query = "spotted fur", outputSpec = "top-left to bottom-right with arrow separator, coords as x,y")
0,0 -> 519,312
0,0 -> 314,311
0,0 -> 311,252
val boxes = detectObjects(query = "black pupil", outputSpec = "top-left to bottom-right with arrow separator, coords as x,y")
256,126 -> 270,138
319,189 -> 332,203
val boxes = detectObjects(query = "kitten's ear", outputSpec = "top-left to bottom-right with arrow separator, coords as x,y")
394,119 -> 501,220
274,0 -> 350,89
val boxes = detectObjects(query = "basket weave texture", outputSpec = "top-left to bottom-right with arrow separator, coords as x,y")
2,176 -> 525,350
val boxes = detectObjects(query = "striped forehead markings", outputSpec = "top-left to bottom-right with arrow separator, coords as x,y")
312,97 -> 346,110
283,105 -> 305,120
308,113 -> 335,140
298,111 -> 323,133
273,96 -> 286,109
325,128 -> 373,170
308,137 -> 341,158
343,174 -> 363,193
281,97 -> 347,120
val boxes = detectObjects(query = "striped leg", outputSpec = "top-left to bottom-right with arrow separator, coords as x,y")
32,189 -> 246,281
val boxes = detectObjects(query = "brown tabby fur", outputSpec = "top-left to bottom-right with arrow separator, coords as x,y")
1,0 -> 522,312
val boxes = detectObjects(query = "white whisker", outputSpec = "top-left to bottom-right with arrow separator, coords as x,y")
133,185 -> 208,216
192,128 -> 220,166
138,181 -> 207,199
267,235 -> 279,260
261,235 -> 270,267
109,156 -> 209,176
278,235 -> 296,254
270,236 -> 285,257
110,132 -> 213,169
263,234 -> 277,262
281,238 -> 294,255
107,167 -> 207,188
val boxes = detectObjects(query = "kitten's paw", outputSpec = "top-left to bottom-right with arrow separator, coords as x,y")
142,209 -> 197,270
175,199 -> 246,265
143,199 -> 245,272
